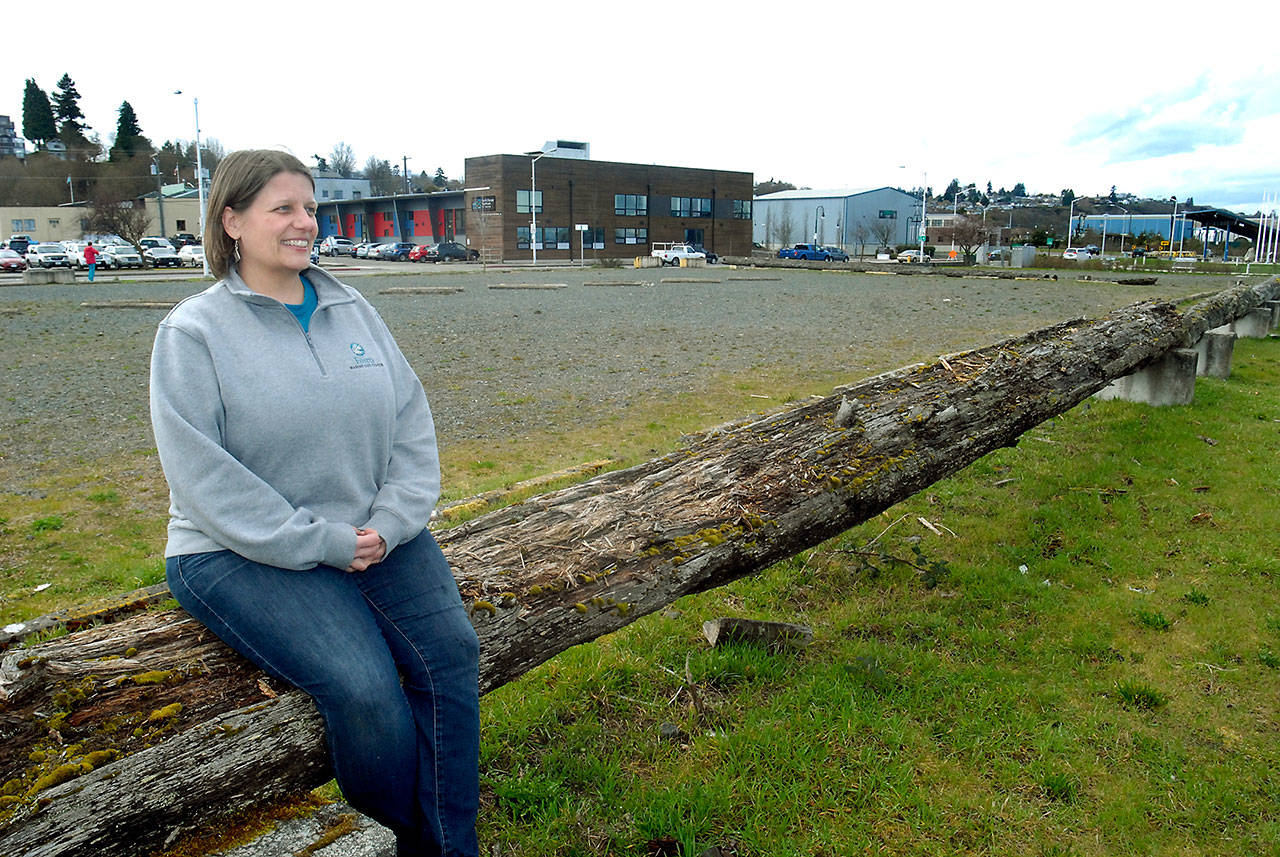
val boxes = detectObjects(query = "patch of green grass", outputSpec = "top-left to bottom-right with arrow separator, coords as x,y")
1115,679 -> 1168,711
1135,608 -> 1172,631
1182,587 -> 1211,606
474,337 -> 1280,855
30,515 -> 64,533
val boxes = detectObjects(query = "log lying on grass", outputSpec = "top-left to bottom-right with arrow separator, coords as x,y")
2,279 -> 1276,857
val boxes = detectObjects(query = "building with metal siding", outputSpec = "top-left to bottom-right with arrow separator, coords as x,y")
315,191 -> 468,245
752,187 -> 924,252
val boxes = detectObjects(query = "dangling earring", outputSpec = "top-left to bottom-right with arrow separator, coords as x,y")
233,238 -> 241,262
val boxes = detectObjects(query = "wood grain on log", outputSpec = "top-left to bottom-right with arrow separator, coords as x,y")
2,279 -> 1276,857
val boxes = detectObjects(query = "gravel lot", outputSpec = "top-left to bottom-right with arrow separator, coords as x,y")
0,262 -> 1221,495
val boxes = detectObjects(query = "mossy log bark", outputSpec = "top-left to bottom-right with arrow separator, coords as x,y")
2,280 -> 1276,857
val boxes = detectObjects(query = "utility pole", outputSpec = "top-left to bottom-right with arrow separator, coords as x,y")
402,156 -> 411,193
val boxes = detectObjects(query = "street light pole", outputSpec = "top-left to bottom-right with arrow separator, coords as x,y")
1066,196 -> 1083,250
919,171 -> 927,257
530,152 -> 546,265
1169,196 -> 1178,258
813,205 -> 825,245
174,90 -> 207,276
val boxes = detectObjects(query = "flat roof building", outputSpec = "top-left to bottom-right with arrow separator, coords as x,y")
463,147 -> 753,262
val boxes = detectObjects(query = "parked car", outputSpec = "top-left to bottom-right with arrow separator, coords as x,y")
897,249 -> 932,263
25,243 -> 72,268
320,236 -> 356,256
311,244 -> 320,264
171,232 -> 199,247
0,248 -> 28,272
822,246 -> 850,262
144,246 -> 183,267
1061,248 -> 1090,260
355,242 -> 377,259
101,244 -> 144,269
177,245 -> 206,267
379,242 -> 417,261
7,234 -> 34,254
409,244 -> 433,262
60,242 -> 112,270
651,242 -> 707,265
425,242 -> 478,262
777,243 -> 831,262
139,236 -> 176,252
690,245 -> 720,264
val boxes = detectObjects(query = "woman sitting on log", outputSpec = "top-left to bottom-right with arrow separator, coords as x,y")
148,149 -> 480,857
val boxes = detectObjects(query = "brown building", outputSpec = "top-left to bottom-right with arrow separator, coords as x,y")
462,145 -> 754,262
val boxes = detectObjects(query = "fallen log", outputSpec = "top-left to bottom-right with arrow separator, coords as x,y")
2,279 -> 1276,857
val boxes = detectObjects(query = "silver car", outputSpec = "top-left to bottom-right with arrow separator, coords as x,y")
102,244 -> 144,269
25,243 -> 71,268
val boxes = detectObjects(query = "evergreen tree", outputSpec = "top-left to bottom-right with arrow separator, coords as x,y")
433,166 -> 447,187
109,101 -> 150,161
1012,182 -> 1026,197
21,79 -> 57,148
53,74 -> 94,158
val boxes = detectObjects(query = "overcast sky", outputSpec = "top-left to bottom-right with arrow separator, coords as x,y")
7,0 -> 1277,213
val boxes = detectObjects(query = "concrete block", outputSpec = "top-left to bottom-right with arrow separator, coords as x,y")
633,256 -> 660,268
1094,348 -> 1198,406
1264,300 -> 1280,330
1193,331 -> 1235,378
1232,307 -> 1272,338
52,268 -> 75,283
22,269 -> 53,284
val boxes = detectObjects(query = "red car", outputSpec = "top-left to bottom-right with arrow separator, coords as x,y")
0,249 -> 28,272
408,244 -> 433,262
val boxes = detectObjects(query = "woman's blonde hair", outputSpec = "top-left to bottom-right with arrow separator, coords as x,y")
204,150 -> 314,279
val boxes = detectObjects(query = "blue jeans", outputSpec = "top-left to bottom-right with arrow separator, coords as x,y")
167,529 -> 480,857
87,262 -> 96,282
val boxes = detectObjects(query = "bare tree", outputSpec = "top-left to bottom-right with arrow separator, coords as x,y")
87,199 -> 152,248
362,156 -> 398,196
775,204 -> 797,247
937,215 -> 993,261
850,221 -> 870,258
869,218 -> 896,251
329,142 -> 356,178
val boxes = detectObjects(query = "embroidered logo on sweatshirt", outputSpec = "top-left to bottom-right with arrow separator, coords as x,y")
347,341 -> 384,370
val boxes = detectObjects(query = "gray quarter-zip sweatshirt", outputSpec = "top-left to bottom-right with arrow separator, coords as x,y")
149,265 -> 440,570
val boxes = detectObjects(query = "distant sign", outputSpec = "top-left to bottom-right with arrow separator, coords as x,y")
471,196 -> 496,211
575,223 -> 589,231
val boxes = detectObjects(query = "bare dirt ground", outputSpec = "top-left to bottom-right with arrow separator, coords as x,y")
0,264 -> 1224,497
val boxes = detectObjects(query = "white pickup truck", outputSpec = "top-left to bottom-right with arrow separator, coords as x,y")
650,242 -> 706,266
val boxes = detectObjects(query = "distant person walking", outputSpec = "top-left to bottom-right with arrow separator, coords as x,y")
83,242 -> 99,282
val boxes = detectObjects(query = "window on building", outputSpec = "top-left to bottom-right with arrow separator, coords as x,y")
613,227 -> 648,245
24,219 -> 35,230
614,193 -> 647,216
352,191 -> 361,199
670,197 -> 712,218
516,226 -> 530,249
878,210 -> 897,219
582,227 -> 605,249
322,190 -> 330,199
516,190 -> 543,214
176,220 -> 187,230
733,200 -> 752,220
334,190 -> 344,200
